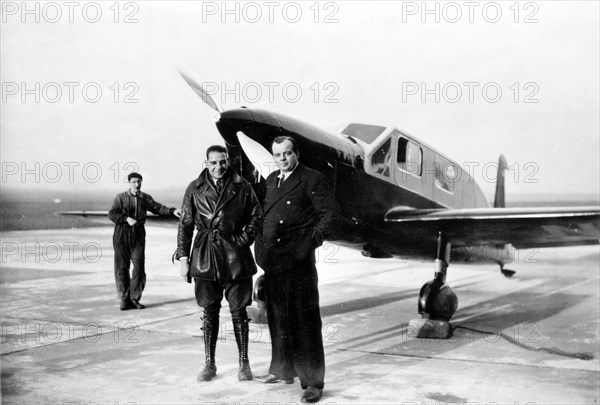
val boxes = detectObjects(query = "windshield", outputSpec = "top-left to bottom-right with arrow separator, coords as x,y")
341,123 -> 386,144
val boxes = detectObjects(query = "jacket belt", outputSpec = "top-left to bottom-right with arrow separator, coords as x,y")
172,228 -> 220,264
197,228 -> 220,242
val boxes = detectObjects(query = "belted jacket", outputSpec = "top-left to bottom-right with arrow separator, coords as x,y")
176,169 -> 263,281
255,164 -> 341,275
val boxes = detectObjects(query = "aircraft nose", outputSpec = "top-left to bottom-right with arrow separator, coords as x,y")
216,107 -> 256,145
220,107 -> 254,122
216,107 -> 281,149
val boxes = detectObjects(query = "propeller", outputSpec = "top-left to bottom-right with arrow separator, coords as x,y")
237,131 -> 278,180
177,64 -> 224,115
176,65 -> 278,180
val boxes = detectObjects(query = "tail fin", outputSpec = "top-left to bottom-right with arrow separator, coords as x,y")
494,154 -> 508,208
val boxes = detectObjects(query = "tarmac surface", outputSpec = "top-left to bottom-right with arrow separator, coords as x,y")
1,226 -> 599,404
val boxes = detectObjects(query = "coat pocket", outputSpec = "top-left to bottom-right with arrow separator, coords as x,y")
189,234 -> 217,279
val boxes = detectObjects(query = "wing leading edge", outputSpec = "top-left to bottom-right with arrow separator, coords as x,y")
385,206 -> 600,249
58,211 -> 179,227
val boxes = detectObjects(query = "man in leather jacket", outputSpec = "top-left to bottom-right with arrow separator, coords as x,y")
176,145 -> 263,383
109,172 -> 179,311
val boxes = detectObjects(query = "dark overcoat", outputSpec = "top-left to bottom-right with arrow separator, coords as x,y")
255,163 -> 342,274
176,169 -> 263,281
254,163 -> 341,387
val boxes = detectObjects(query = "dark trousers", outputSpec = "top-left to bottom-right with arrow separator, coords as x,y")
265,264 -> 325,389
113,225 -> 146,301
194,277 -> 253,320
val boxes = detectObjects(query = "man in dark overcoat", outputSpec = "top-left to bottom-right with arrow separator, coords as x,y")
254,136 -> 341,403
176,145 -> 263,382
109,172 -> 179,311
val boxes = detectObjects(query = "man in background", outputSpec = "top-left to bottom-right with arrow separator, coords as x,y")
109,172 -> 179,310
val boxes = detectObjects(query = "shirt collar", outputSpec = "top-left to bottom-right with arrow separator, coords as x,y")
210,173 -> 228,187
278,165 -> 298,180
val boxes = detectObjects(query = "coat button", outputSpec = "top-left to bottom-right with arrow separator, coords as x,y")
279,220 -> 284,224
286,201 -> 291,204
277,238 -> 281,242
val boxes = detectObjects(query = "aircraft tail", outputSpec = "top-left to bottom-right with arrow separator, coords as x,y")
493,154 -> 508,208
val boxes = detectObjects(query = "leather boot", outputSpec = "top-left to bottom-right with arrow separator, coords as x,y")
197,314 -> 218,382
233,317 -> 252,381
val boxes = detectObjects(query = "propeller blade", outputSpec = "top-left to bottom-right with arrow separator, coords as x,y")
236,131 -> 278,180
177,66 -> 224,114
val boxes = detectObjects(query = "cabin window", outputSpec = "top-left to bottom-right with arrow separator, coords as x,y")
372,138 -> 392,177
397,138 -> 422,176
435,157 -> 457,193
341,123 -> 386,144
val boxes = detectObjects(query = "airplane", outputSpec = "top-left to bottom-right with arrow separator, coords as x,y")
61,68 -> 600,334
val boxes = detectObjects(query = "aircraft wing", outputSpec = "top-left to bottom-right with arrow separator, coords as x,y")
384,206 -> 600,249
58,211 -> 179,227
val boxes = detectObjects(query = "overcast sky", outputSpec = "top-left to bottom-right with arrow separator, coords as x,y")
1,1 -> 598,201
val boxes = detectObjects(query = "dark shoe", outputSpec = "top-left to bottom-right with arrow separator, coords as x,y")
301,386 -> 323,403
196,363 -> 216,382
254,373 -> 294,384
120,299 -> 135,311
131,299 -> 145,309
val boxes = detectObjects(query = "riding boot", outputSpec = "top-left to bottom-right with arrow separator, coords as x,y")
197,314 -> 219,382
233,317 -> 252,381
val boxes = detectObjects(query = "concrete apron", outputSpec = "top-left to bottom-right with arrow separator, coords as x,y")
1,227 -> 598,404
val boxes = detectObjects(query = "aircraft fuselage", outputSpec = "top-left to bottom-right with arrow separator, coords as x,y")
216,107 -> 492,259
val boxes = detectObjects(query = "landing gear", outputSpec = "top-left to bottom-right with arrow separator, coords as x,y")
500,264 -> 516,278
361,243 -> 393,258
247,275 -> 268,324
410,232 -> 457,339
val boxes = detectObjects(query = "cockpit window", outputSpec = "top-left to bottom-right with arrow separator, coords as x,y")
341,123 -> 386,144
397,137 -> 422,176
372,138 -> 392,177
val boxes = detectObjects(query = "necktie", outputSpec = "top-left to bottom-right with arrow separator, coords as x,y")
216,179 -> 223,193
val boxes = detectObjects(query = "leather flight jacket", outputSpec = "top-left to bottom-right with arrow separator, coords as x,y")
176,169 -> 263,281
